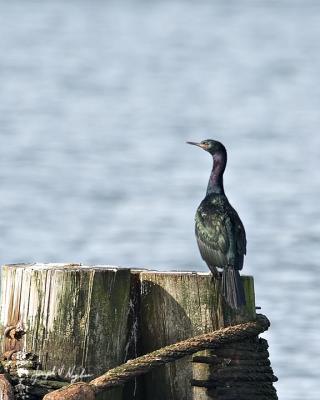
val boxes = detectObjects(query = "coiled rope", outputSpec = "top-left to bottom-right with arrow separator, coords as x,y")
43,314 -> 270,400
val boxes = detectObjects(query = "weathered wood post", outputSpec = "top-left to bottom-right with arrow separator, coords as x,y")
0,264 -> 277,399
0,264 -> 134,400
138,271 -> 256,400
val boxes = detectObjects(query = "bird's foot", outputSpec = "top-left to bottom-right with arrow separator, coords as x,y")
210,267 -> 222,280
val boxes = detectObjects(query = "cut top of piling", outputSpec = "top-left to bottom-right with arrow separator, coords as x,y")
0,263 -> 255,375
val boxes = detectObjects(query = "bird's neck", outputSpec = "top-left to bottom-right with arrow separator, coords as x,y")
206,153 -> 226,195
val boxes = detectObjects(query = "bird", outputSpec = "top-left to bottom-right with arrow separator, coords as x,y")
187,139 -> 247,309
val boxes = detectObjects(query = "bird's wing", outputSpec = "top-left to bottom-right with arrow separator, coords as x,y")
229,207 -> 247,256
195,206 -> 229,267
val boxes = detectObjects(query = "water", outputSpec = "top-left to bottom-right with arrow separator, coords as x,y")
1,1 -> 320,398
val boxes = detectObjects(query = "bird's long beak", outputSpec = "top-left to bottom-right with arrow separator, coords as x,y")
186,141 -> 206,149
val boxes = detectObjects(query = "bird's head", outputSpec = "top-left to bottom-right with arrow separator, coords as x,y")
186,139 -> 226,156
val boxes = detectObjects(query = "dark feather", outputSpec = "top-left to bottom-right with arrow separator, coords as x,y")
222,267 -> 246,308
195,193 -> 246,271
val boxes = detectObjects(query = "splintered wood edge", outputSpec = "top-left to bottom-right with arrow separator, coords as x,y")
1,263 -> 128,272
1,263 -> 253,279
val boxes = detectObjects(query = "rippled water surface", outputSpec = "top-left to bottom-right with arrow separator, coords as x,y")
1,1 -> 320,398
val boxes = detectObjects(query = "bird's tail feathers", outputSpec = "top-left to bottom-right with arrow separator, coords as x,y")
221,266 -> 246,309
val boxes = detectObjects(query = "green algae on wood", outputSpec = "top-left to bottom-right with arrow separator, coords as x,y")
0,264 -> 133,400
0,264 -> 256,400
139,271 -> 255,400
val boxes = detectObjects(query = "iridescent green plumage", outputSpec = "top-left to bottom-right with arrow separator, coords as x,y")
195,193 -> 246,272
188,139 -> 247,309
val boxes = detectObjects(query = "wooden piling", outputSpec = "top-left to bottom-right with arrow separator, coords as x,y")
0,264 -> 133,400
138,271 -> 255,400
0,264 -> 276,400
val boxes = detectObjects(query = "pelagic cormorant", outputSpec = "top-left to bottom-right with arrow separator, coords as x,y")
187,139 -> 246,309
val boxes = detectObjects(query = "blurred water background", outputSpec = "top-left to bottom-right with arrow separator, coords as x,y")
1,0 -> 320,398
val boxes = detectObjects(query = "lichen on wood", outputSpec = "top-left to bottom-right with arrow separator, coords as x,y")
139,271 -> 255,400
0,264 -> 257,400
0,264 -> 133,400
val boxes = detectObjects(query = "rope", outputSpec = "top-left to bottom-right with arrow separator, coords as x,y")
43,314 -> 270,399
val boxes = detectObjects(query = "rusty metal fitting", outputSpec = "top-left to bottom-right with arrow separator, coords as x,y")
2,350 -> 18,361
4,324 -> 26,341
